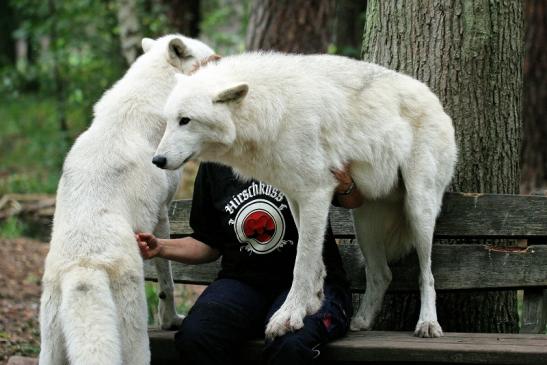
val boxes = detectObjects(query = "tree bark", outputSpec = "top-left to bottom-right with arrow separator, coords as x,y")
161,0 -> 201,37
245,0 -> 335,53
117,0 -> 142,65
362,0 -> 522,333
520,0 -> 547,193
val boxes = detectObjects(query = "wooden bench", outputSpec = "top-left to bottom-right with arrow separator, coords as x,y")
145,192 -> 547,364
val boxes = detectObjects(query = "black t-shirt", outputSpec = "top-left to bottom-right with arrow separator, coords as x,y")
190,162 -> 349,291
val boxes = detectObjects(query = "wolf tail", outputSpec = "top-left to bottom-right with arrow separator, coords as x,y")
59,266 -> 122,365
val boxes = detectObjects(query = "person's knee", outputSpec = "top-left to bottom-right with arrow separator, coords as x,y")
174,303 -> 223,353
263,335 -> 319,364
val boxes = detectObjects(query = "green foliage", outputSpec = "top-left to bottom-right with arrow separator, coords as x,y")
0,217 -> 27,239
201,0 -> 251,55
137,0 -> 171,37
5,0 -> 125,113
0,95 -> 78,195
146,282 -> 159,326
0,0 -> 254,202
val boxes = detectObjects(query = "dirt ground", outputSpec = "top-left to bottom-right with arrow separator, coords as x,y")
0,238 -> 48,364
0,237 -> 204,364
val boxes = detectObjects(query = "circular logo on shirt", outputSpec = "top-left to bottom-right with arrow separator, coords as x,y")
234,199 -> 286,254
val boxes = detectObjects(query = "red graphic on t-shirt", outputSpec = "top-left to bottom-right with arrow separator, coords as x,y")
243,210 -> 276,243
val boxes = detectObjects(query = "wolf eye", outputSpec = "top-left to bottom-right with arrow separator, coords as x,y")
179,117 -> 191,126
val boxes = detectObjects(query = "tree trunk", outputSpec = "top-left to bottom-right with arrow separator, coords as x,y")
161,0 -> 200,37
520,0 -> 547,193
245,0 -> 335,53
362,0 -> 522,333
117,0 -> 141,65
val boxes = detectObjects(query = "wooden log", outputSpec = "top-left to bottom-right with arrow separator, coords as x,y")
145,244 -> 547,291
168,192 -> 547,239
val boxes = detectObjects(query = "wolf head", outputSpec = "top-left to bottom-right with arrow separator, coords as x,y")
139,34 -> 215,75
93,34 -> 215,125
152,72 -> 249,170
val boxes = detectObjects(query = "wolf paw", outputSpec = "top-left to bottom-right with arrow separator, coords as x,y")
159,313 -> 185,330
349,316 -> 374,332
265,292 -> 323,340
414,320 -> 443,338
265,306 -> 306,340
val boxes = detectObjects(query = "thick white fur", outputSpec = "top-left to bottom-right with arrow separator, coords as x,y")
155,52 -> 457,339
39,35 -> 214,365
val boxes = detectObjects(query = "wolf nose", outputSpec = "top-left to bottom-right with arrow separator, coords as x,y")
152,155 -> 167,168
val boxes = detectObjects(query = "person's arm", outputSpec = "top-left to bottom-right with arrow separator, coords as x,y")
332,163 -> 364,209
136,232 -> 220,264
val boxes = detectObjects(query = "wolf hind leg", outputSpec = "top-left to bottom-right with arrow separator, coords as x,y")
401,152 -> 444,338
350,200 -> 405,331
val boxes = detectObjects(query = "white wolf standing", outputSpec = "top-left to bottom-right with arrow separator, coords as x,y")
153,52 -> 457,339
39,35 -> 214,365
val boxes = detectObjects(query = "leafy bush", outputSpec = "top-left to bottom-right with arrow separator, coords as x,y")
0,217 -> 26,238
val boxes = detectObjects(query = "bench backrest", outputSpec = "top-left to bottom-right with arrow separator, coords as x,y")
144,192 -> 547,332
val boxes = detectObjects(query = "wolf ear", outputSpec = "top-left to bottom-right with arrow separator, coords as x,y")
168,38 -> 189,67
141,38 -> 155,53
214,83 -> 249,103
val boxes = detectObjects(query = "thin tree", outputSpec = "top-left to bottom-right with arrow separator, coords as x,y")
117,0 -> 141,65
362,0 -> 523,333
48,0 -> 69,140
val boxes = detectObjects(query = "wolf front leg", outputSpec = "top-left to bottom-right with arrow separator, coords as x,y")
153,208 -> 184,330
265,189 -> 333,339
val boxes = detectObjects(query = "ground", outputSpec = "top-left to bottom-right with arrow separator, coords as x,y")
0,235 -> 203,364
0,238 -> 47,364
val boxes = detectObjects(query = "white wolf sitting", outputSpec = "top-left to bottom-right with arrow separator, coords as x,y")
39,35 -> 214,365
153,52 -> 457,339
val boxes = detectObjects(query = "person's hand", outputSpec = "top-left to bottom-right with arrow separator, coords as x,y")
331,163 -> 364,208
136,232 -> 163,259
332,163 -> 354,194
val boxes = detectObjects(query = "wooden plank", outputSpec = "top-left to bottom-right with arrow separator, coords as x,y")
168,199 -> 192,237
329,192 -> 547,239
436,192 -> 547,238
149,329 -> 547,364
168,192 -> 547,239
521,288 -> 547,334
341,243 -> 547,291
145,259 -> 220,285
145,244 -> 547,291
317,331 -> 547,364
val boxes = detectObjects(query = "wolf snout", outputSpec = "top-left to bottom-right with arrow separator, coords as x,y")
152,155 -> 167,168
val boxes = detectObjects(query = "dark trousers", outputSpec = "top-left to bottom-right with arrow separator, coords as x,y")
174,278 -> 353,365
